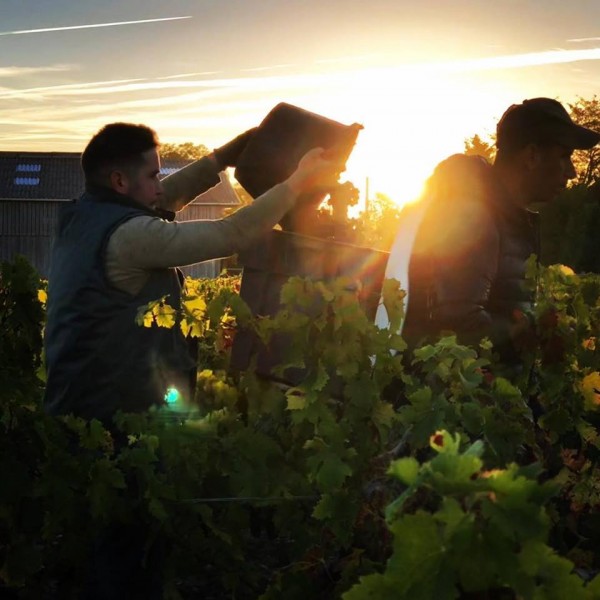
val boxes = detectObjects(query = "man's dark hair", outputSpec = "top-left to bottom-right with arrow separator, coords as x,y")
81,122 -> 160,187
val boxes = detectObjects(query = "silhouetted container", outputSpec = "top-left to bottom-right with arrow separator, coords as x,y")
234,102 -> 361,233
230,229 -> 389,387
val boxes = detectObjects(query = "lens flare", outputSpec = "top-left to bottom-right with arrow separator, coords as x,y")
165,387 -> 181,405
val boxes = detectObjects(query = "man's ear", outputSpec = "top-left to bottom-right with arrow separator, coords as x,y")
109,169 -> 129,194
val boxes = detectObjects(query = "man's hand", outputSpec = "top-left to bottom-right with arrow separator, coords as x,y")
213,127 -> 257,170
284,147 -> 345,196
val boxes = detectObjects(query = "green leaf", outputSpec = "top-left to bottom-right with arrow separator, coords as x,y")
343,573 -> 396,599
412,344 -> 437,362
148,496 -> 168,521
380,278 -> 407,334
461,402 -> 484,435
463,439 -> 485,458
518,540 -> 587,599
371,400 -> 396,430
385,512 -> 458,599
309,452 -> 353,491
286,390 -> 306,411
388,457 -> 420,486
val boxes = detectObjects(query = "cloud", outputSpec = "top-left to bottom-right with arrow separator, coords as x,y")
0,16 -> 192,37
157,72 -> 223,80
567,37 -> 600,43
3,46 -> 600,152
241,64 -> 298,73
0,72 -> 328,101
0,78 -> 148,99
441,47 -> 600,72
5,45 -> 599,100
0,64 -> 75,78
314,54 -> 382,65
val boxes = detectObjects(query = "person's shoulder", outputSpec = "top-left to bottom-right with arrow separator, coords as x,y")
432,153 -> 490,176
413,154 -> 496,250
428,154 -> 493,204
108,214 -> 161,246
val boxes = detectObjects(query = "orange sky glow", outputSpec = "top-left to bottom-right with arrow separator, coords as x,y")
2,2 -> 600,209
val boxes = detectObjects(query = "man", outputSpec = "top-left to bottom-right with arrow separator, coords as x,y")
44,122 -> 343,424
42,123 -> 344,600
395,98 -> 600,364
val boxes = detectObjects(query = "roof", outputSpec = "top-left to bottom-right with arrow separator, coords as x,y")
0,152 -> 84,200
0,151 -> 240,206
193,172 -> 241,206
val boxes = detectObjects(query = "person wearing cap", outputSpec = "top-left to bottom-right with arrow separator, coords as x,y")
44,122 -> 342,426
399,98 -> 600,366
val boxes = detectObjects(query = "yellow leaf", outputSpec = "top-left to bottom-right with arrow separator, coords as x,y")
581,372 -> 600,411
582,337 -> 596,352
180,320 -> 191,337
183,296 -> 207,317
286,391 -> 306,411
142,309 -> 154,328
558,264 -> 575,277
37,289 -> 47,305
154,302 -> 176,328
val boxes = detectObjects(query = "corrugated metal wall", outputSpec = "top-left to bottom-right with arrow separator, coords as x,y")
0,199 -> 229,279
0,200 -> 62,276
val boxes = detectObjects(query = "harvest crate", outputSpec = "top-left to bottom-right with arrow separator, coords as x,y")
230,229 -> 389,385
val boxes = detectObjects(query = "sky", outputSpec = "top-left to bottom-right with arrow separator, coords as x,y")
2,0 -> 600,206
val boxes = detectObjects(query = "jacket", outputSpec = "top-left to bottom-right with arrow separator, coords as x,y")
402,154 -> 539,362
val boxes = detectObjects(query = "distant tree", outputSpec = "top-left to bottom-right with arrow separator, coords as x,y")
568,95 -> 600,186
353,192 -> 403,250
231,182 -> 253,206
160,142 -> 210,161
329,181 -> 360,217
463,134 -> 495,162
539,184 -> 600,272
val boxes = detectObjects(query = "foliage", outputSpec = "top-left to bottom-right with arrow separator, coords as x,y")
135,274 -> 245,371
346,431 -> 595,600
231,181 -> 254,206
352,192 -> 403,250
464,133 -> 495,163
539,184 -> 600,273
2,255 -> 600,599
568,96 -> 600,186
159,142 -> 210,161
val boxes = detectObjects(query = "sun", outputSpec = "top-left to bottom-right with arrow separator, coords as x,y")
343,134 -> 429,210
306,66 -> 513,211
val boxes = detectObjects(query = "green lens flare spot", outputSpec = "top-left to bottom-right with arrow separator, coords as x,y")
165,387 -> 181,405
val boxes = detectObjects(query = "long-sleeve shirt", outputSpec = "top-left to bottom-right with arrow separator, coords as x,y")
105,156 -> 296,295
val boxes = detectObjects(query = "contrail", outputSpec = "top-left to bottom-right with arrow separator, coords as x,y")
0,16 -> 192,37
567,37 -> 600,43
0,64 -> 73,77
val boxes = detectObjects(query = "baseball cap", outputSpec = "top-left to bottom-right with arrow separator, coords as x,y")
496,98 -> 600,151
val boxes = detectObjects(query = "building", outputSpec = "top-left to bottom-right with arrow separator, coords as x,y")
0,151 -> 242,279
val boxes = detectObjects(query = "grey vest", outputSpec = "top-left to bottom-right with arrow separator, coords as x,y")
44,190 -> 196,423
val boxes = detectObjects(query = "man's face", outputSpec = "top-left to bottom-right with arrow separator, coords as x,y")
528,143 -> 577,203
122,148 -> 163,209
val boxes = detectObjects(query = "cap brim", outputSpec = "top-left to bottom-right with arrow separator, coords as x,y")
564,123 -> 600,150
